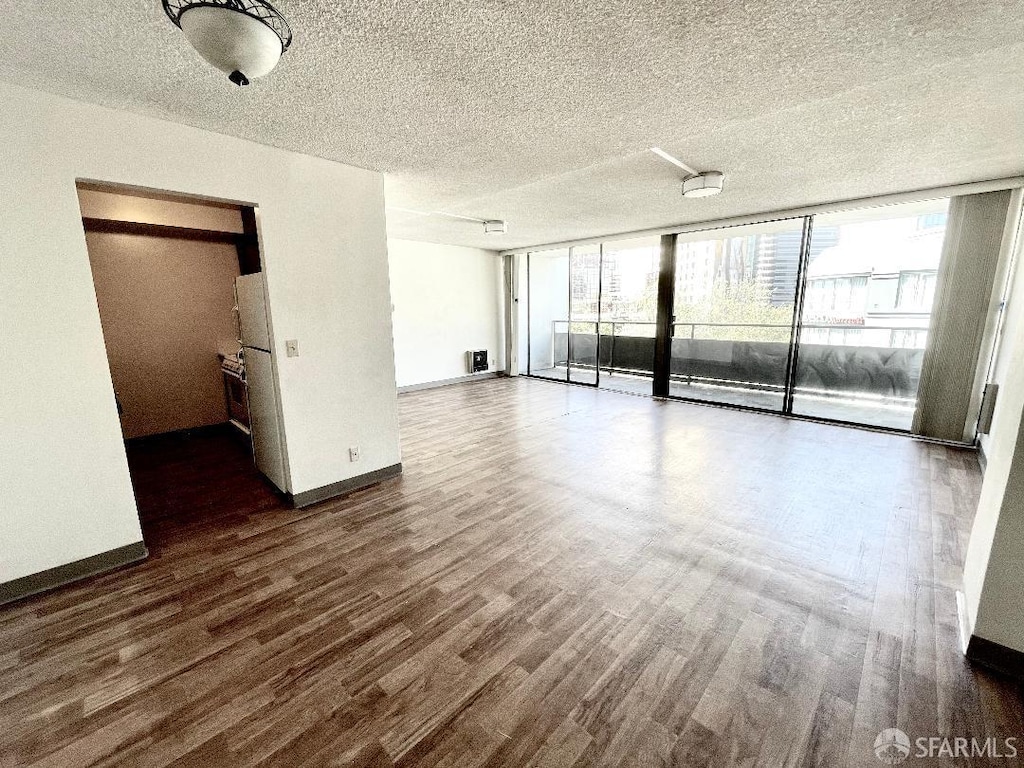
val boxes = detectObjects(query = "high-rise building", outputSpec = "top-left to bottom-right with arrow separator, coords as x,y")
755,227 -> 840,306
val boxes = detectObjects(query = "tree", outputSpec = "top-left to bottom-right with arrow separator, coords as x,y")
675,281 -> 794,343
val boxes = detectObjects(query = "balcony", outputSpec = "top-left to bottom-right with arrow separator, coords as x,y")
529,321 -> 927,430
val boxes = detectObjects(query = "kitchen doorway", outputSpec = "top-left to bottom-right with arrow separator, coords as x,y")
77,181 -> 287,546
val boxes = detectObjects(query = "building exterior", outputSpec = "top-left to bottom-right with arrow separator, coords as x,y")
802,215 -> 946,348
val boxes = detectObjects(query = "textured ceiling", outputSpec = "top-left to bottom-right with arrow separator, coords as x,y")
1,1 -> 1023,250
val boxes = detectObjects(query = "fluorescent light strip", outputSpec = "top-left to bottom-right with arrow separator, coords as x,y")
650,147 -> 698,176
386,206 -> 487,224
431,211 -> 487,223
385,205 -> 431,216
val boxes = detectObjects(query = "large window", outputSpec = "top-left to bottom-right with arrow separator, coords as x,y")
525,248 -> 569,382
791,198 -> 948,429
522,197 -> 952,432
568,245 -> 600,385
524,238 -> 660,392
670,219 -> 805,410
597,237 -> 660,394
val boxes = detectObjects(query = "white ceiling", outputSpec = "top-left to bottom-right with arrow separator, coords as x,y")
1,1 -> 1022,251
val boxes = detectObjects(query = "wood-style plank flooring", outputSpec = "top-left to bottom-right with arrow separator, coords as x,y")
2,377 -> 1022,767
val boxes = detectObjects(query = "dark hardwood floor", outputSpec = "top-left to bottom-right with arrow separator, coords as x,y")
1,377 -> 1022,767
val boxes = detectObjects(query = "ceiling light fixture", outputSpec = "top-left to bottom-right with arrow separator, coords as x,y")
650,147 -> 725,199
682,171 -> 725,198
163,0 -> 293,86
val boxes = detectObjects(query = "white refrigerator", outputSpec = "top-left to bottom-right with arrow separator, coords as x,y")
235,273 -> 287,492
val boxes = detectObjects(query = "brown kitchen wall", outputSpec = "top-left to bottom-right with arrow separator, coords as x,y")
85,230 -> 240,439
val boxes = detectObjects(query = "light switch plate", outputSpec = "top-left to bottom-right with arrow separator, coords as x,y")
285,339 -> 299,357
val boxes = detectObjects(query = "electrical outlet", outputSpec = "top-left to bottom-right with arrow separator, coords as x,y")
349,446 -> 360,462
285,339 -> 299,357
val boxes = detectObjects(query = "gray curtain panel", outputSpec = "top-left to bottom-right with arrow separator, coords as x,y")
913,190 -> 1013,441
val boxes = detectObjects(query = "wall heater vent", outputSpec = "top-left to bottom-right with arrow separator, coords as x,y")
467,350 -> 488,373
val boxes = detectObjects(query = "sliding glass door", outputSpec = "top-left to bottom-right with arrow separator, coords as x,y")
525,245 -> 601,386
526,248 -> 570,381
791,199 -> 949,430
523,196 -> 955,433
670,220 -> 806,410
568,245 -> 600,385
597,237 -> 660,395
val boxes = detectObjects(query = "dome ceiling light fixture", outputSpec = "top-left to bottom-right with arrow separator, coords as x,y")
649,147 -> 725,198
162,0 -> 293,86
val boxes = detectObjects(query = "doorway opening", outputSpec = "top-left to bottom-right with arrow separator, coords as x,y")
77,181 -> 287,546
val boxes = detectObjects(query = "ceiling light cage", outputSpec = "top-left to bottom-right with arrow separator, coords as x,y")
163,0 -> 293,52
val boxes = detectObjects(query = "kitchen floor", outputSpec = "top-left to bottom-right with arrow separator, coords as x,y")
125,423 -> 281,549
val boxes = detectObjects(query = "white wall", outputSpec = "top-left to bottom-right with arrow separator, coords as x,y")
963,201 -> 1024,645
978,195 -> 1024,459
387,239 -> 503,387
0,81 -> 401,585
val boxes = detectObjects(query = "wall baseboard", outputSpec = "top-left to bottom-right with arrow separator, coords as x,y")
0,541 -> 149,607
397,371 -> 501,394
954,590 -> 1024,681
289,463 -> 403,508
966,634 -> 1024,680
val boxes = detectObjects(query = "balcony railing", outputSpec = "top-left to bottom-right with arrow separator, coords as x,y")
535,320 -> 929,398
549,319 -> 927,337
